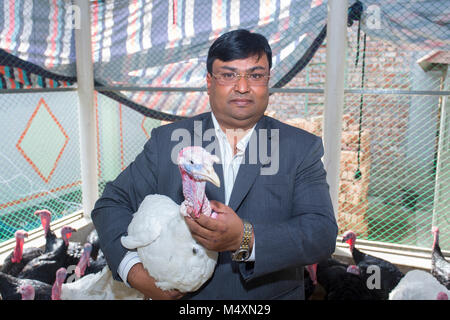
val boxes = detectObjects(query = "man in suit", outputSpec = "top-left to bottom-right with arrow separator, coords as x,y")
91,29 -> 338,300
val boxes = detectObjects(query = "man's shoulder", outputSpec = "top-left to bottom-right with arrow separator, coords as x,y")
153,112 -> 210,135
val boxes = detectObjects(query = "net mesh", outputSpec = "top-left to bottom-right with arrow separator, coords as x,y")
0,1 -> 448,254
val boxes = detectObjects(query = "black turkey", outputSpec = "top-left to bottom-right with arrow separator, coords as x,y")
342,230 -> 404,300
17,226 -> 76,285
431,226 -> 450,289
34,209 -> 83,267
316,257 -> 376,300
304,264 -> 317,300
0,230 -> 43,277
0,268 -> 66,300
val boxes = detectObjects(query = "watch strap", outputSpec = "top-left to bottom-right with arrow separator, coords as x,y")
231,220 -> 253,262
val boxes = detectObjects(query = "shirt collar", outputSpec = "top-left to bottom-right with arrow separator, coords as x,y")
211,112 -> 256,153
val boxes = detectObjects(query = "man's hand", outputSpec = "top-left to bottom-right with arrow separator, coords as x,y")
127,263 -> 185,300
184,200 -> 252,253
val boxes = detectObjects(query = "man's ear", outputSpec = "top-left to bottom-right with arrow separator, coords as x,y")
206,72 -> 212,95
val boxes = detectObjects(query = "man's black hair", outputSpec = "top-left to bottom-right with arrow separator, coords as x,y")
206,29 -> 272,74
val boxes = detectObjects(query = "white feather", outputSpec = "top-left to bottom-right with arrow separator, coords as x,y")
389,269 -> 450,300
121,194 -> 218,292
61,266 -> 144,300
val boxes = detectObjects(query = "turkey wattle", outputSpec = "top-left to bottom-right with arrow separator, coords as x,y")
0,230 -> 43,277
121,146 -> 220,292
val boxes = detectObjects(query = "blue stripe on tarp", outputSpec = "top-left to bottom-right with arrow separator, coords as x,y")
67,1 -> 77,66
0,74 -> 5,89
138,0 -> 145,54
110,1 -> 129,60
97,0 -> 105,63
11,0 -> 24,53
55,1 -> 66,66
176,0 -> 183,36
30,1 -> 50,69
193,0 -> 211,39
4,66 -> 11,79
37,75 -> 43,87
151,0 -> 168,48
179,0 -> 185,40
225,0 -> 232,27
240,0 -> 259,29
0,2 -> 3,41
273,0 -> 281,26
23,70 -> 30,86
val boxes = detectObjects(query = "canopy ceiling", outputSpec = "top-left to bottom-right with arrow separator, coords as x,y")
0,0 -> 448,119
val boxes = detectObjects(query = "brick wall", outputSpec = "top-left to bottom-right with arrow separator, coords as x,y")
269,111 -> 372,235
268,29 -> 415,173
264,28 -> 434,237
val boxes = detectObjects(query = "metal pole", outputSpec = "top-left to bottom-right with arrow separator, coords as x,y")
323,0 -> 348,219
74,0 -> 98,219
432,66 -> 448,229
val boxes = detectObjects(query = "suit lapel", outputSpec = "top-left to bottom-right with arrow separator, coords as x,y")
228,116 -> 272,212
195,113 -> 226,204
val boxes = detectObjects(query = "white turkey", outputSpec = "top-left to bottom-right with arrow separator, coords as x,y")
389,269 -> 449,300
60,265 -> 144,300
121,146 -> 221,292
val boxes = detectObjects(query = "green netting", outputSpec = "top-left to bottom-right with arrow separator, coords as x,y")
337,24 -> 450,251
0,1 -> 448,254
0,92 -> 83,242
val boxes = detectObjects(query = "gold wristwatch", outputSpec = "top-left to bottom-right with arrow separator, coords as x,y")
231,220 -> 253,262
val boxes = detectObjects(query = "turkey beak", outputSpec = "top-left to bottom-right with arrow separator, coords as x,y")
204,167 -> 221,188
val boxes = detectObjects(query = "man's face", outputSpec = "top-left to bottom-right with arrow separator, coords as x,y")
206,54 -> 270,130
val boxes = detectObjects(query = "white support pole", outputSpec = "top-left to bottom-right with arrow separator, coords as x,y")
432,66 -> 449,229
74,0 -> 98,219
323,0 -> 348,220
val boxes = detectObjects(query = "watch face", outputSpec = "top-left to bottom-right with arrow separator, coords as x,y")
233,249 -> 249,261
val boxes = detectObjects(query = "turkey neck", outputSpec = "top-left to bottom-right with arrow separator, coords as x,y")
11,237 -> 24,263
432,231 -> 439,250
180,170 -> 210,216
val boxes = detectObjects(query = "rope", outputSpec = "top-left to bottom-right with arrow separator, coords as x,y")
354,20 -> 366,180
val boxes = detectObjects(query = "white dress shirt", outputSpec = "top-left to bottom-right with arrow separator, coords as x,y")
118,113 -> 256,286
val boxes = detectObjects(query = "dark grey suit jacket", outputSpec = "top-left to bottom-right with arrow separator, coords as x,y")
91,112 -> 338,300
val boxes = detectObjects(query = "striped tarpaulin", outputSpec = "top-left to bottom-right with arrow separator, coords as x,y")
0,0 -> 448,117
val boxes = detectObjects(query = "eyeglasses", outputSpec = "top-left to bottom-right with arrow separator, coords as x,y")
211,72 -> 270,86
